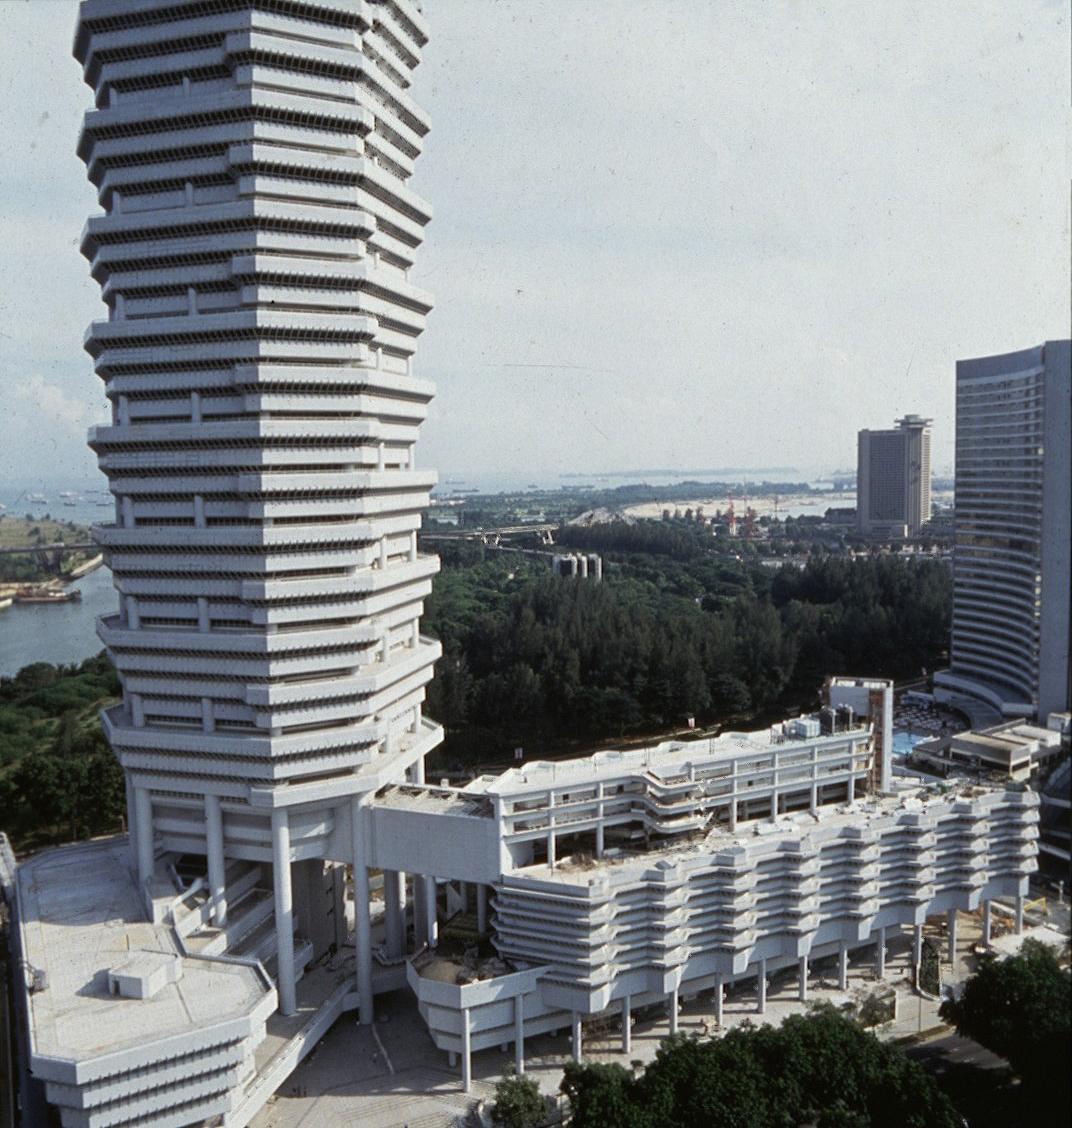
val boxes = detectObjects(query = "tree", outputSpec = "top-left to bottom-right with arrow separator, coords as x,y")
940,939 -> 1071,1121
490,1071 -> 555,1128
560,1011 -> 959,1128
561,1060 -> 649,1128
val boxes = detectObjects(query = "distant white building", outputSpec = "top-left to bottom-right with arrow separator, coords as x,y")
935,341 -> 1071,723
914,719 -> 1064,780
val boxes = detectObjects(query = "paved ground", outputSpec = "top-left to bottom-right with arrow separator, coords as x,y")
250,923 -> 994,1128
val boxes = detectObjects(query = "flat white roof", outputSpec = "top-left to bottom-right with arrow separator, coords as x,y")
518,780 -> 1029,883
484,722 -> 868,797
18,839 -> 268,1064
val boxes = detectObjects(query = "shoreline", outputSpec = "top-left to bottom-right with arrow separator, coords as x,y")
622,490 -> 855,521
65,553 -> 104,581
0,553 -> 103,600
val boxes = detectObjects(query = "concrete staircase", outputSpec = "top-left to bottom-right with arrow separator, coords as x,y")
169,859 -> 313,992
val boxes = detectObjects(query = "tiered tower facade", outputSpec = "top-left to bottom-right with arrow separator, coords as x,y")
76,0 -> 440,1016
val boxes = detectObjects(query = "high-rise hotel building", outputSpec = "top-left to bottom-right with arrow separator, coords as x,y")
856,414 -> 932,537
936,342 -> 1071,722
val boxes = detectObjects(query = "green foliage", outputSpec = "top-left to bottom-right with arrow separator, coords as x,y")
561,1011 -> 959,1128
0,652 -> 124,846
856,989 -> 896,1029
490,1071 -> 555,1128
423,542 -> 950,764
940,939 -> 1071,1122
919,938 -> 940,996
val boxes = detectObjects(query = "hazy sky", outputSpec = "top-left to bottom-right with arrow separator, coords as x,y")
0,0 -> 1068,487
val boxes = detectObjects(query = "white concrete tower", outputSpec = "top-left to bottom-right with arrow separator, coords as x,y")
75,0 -> 440,1018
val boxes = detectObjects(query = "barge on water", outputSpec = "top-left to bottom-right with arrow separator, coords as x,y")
12,588 -> 82,604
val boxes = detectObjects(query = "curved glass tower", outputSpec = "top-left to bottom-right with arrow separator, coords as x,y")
937,341 -> 1071,721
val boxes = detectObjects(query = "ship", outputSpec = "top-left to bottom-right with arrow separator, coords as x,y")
13,588 -> 82,604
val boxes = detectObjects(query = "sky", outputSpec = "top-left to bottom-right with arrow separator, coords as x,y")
0,0 -> 1068,488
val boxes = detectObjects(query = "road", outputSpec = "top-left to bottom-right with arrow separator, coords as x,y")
904,1032 -> 1007,1074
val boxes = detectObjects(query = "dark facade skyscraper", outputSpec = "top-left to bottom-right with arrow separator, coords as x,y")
856,414 -> 931,537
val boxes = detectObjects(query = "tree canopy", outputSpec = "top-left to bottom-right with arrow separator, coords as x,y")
423,536 -> 951,766
490,1071 -> 555,1128
560,1009 -> 960,1128
0,653 -> 125,847
939,939 -> 1071,1123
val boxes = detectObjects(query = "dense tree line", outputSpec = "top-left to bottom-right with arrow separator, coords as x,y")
556,520 -> 711,561
423,539 -> 950,765
0,654 -> 125,846
560,1009 -> 959,1128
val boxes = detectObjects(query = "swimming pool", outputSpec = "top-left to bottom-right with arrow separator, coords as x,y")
891,731 -> 927,756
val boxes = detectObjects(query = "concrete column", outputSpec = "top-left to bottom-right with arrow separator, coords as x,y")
982,899 -> 992,945
193,493 -> 205,527
123,773 -> 135,841
514,994 -> 525,1075
713,976 -> 724,1027
621,996 -> 631,1056
838,941 -> 849,991
668,987 -> 679,1035
875,926 -> 886,979
205,794 -> 226,927
946,909 -> 957,966
460,1008 -> 472,1093
271,808 -> 296,1016
596,782 -> 605,857
770,790 -> 778,820
571,1011 -> 583,1061
476,884 -> 488,934
351,798 -> 373,1024
413,875 -> 428,945
1014,893 -> 1025,935
384,870 -> 405,959
757,959 -> 767,1014
134,786 -> 153,887
729,760 -> 738,830
547,829 -> 556,868
912,924 -> 923,968
424,875 -> 438,948
798,955 -> 808,1002
848,772 -> 855,802
197,596 -> 209,632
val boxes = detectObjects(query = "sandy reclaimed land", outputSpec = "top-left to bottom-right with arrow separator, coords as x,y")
622,491 -> 853,521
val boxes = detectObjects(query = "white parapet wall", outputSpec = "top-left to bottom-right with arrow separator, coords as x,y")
15,841 -> 276,1128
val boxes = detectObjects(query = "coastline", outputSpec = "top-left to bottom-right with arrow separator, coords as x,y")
65,553 -> 104,581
